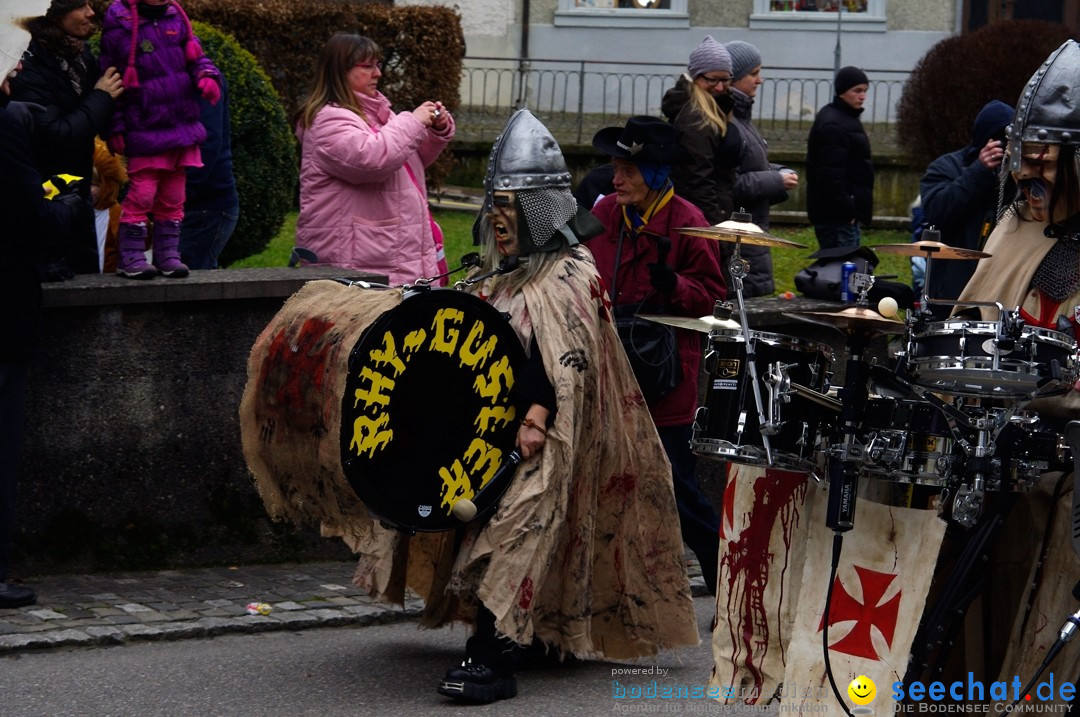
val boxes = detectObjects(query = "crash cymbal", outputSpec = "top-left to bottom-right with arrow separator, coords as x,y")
679,219 -> 807,249
636,314 -> 742,333
783,307 -> 906,335
873,240 -> 991,260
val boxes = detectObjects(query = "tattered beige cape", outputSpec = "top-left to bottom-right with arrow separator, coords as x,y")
953,206 -> 1080,702
240,249 -> 699,660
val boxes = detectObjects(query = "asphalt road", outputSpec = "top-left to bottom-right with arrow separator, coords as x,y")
0,596 -> 741,716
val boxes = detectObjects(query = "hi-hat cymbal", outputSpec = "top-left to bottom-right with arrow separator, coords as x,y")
679,219 -> 807,248
636,314 -> 742,333
873,240 -> 991,260
783,307 -> 905,335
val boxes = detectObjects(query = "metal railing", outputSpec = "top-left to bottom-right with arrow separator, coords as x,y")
457,56 -> 908,149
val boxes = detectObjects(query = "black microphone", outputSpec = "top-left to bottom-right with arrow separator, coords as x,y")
826,456 -> 859,532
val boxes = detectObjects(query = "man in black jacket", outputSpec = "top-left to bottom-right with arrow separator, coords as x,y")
11,0 -> 123,275
1,61 -> 85,609
805,66 -> 874,249
919,99 -> 1014,318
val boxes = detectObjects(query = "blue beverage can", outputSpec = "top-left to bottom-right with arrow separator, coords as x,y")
840,261 -> 857,303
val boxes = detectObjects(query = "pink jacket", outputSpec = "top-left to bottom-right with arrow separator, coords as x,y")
295,90 -> 454,284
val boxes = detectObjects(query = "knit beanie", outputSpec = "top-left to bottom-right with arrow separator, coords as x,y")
46,0 -> 88,20
834,66 -> 869,96
122,0 -> 203,89
688,36 -> 731,79
726,41 -> 762,83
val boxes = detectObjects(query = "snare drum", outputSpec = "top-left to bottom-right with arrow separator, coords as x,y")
241,283 -> 525,535
860,397 -> 958,487
692,329 -> 833,472
907,320 -> 1078,398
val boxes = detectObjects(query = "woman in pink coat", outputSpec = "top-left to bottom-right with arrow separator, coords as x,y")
295,33 -> 454,284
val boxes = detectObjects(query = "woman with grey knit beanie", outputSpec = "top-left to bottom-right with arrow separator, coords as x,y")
724,40 -> 799,296
660,35 -> 743,286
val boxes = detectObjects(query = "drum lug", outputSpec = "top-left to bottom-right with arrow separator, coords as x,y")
692,405 -> 708,433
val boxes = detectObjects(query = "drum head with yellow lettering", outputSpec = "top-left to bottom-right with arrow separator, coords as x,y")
340,289 -> 526,532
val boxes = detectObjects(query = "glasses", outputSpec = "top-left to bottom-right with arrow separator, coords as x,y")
700,74 -> 732,86
354,61 -> 382,72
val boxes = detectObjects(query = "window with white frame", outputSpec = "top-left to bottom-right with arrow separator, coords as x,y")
750,0 -> 886,30
554,0 -> 689,28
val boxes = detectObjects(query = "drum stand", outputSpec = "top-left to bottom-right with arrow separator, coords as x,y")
727,241 -> 775,465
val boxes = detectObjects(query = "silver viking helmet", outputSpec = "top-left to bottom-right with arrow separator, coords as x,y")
472,109 -> 577,254
1006,39 -> 1080,173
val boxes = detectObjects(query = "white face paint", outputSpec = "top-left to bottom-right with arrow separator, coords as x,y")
489,191 -> 520,257
1013,143 -> 1060,222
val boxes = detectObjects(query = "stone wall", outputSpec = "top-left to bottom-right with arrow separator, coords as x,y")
15,268 -> 384,576
14,270 -> 883,577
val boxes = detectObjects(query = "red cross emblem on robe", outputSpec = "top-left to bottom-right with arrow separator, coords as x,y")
818,565 -> 901,662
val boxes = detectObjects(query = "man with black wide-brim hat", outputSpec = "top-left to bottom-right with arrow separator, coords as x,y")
586,115 -> 726,595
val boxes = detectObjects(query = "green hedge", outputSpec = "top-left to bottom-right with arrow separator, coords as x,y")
190,21 -> 298,266
896,20 -> 1074,170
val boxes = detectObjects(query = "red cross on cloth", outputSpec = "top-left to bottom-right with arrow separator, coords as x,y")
818,565 -> 902,662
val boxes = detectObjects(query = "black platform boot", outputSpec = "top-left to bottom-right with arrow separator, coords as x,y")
437,606 -> 522,703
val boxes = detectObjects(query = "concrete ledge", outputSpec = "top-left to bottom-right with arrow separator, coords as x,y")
42,267 -> 388,307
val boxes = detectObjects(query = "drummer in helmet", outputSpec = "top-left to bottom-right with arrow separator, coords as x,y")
950,39 -> 1080,703
424,109 -> 699,703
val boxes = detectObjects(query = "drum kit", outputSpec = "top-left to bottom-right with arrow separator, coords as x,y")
655,215 -> 1080,530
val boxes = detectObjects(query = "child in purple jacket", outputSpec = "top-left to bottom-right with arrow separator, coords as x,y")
100,0 -> 221,279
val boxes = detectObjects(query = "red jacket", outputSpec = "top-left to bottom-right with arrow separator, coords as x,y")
587,193 -> 726,426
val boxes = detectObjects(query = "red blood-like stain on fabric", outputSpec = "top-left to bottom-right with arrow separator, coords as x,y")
719,466 -> 737,539
720,468 -> 807,703
258,318 -> 335,433
518,576 -> 534,610
590,276 -> 613,321
602,471 -> 637,499
818,565 -> 901,662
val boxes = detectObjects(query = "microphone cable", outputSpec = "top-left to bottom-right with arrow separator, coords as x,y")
823,531 -> 855,717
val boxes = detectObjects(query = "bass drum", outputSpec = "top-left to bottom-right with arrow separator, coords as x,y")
340,288 -> 526,532
240,283 -> 525,537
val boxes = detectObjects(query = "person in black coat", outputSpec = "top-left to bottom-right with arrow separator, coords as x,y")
180,76 -> 239,270
11,0 -> 123,275
805,66 -> 874,249
919,99 -> 1014,318
661,36 -> 756,294
0,63 -> 85,609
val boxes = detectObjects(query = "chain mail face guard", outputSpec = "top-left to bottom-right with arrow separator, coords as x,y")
515,188 -> 577,254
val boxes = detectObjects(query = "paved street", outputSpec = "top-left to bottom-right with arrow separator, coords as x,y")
0,560 -> 708,654
0,570 -> 730,712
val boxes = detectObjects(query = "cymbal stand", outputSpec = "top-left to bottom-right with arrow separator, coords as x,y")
728,239 -> 774,465
824,275 -> 879,531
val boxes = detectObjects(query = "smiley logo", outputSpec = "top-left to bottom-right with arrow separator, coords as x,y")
847,675 -> 876,706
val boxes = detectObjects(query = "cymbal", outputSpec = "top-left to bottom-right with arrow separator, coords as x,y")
679,219 -> 807,248
783,307 -> 906,335
636,314 -> 742,333
873,240 -> 991,260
